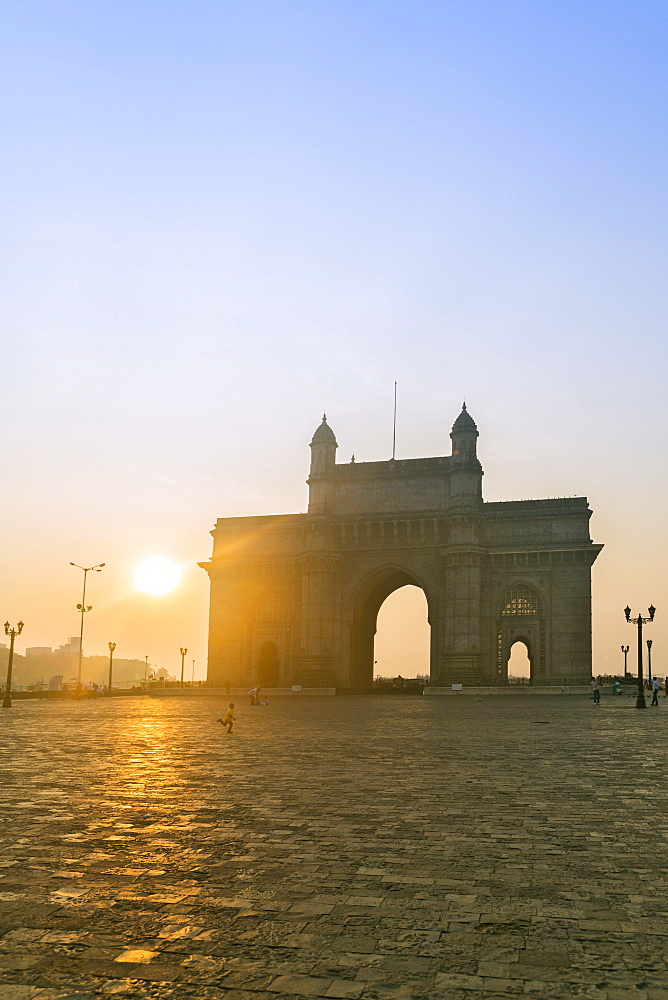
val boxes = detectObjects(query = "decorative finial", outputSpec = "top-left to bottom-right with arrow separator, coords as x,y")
462,400 -> 467,410
322,412 -> 327,422
351,454 -> 355,463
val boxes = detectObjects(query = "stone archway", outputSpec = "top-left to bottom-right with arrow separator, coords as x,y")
202,408 -> 602,689
496,584 -> 544,684
507,637 -> 533,683
349,567 -> 432,690
258,641 -> 280,686
374,585 -> 430,681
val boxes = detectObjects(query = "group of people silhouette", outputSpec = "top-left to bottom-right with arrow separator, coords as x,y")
249,685 -> 268,706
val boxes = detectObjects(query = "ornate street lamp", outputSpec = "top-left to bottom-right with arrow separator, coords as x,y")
621,644 -> 630,676
624,605 -> 656,709
180,647 -> 188,687
107,642 -> 116,696
70,563 -> 105,684
2,621 -> 24,709
646,639 -> 653,685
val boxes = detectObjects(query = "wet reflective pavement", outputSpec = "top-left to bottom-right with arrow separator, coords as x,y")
1,694 -> 667,999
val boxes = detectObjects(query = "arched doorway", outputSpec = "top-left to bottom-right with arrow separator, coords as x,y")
507,639 -> 531,684
496,584 -> 543,684
258,641 -> 279,686
374,586 -> 430,681
349,568 -> 432,690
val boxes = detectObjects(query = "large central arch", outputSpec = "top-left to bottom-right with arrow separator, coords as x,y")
349,567 -> 433,690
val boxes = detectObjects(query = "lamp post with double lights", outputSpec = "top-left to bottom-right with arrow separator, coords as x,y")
180,648 -> 188,687
621,644 -> 630,677
2,621 -> 24,709
107,642 -> 116,696
70,562 -> 105,684
624,605 -> 656,709
646,639 -> 653,685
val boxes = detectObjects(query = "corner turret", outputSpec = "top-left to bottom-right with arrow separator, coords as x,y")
309,414 -> 337,474
450,402 -> 479,462
448,402 -> 483,506
308,414 -> 337,514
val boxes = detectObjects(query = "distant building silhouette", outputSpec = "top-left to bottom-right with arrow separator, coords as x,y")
56,636 -> 81,654
201,406 -> 602,689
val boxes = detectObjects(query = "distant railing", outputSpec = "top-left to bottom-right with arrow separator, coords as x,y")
373,676 -> 427,694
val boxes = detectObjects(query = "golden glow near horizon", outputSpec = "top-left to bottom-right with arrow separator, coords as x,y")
134,558 -> 181,596
3,3 -> 667,676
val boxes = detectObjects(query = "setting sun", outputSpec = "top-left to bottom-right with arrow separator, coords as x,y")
134,557 -> 181,596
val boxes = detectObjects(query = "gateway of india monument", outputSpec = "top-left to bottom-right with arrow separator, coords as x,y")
201,405 -> 602,690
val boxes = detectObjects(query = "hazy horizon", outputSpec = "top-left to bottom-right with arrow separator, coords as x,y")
2,1 -> 666,680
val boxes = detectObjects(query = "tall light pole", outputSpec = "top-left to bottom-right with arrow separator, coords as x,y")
2,621 -> 24,709
70,563 -> 105,684
144,655 -> 149,684
624,605 -> 656,709
107,642 -> 116,696
180,648 -> 188,688
192,658 -> 195,684
646,639 -> 653,685
621,644 -> 630,676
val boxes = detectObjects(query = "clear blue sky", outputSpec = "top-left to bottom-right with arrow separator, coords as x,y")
1,1 -> 666,675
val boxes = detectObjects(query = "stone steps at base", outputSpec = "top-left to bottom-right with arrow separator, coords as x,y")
424,685 -> 591,696
150,687 -> 337,697
433,669 -> 485,687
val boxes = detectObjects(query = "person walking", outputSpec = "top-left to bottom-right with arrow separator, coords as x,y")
591,677 -> 601,705
218,703 -> 235,733
651,677 -> 660,707
248,686 -> 257,706
225,679 -> 231,697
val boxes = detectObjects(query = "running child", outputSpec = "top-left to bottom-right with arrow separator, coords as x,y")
217,703 -> 235,733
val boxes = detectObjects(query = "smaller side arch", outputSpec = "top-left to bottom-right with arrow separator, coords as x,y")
506,637 -> 533,683
496,582 -> 545,684
258,641 -> 280,686
248,592 -> 291,687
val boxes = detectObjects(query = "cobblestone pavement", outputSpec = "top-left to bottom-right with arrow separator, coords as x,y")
1,694 -> 667,1000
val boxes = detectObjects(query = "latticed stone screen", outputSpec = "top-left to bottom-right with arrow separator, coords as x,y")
501,585 -> 541,617
251,594 -> 284,624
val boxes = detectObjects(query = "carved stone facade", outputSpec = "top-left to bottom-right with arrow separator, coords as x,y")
201,407 -> 602,688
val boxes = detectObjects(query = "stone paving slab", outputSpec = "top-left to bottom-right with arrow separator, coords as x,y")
0,695 -> 667,998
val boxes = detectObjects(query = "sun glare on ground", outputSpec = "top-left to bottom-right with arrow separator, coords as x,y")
134,557 -> 181,596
